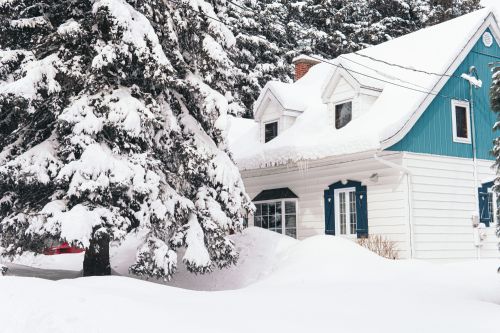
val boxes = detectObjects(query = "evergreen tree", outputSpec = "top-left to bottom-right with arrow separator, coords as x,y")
427,0 -> 482,26
0,0 -> 251,279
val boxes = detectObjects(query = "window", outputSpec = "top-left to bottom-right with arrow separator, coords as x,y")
478,181 -> 496,227
334,188 -> 357,236
324,180 -> 368,238
264,121 -> 278,143
451,100 -> 471,144
335,101 -> 352,129
487,191 -> 495,223
254,200 -> 297,238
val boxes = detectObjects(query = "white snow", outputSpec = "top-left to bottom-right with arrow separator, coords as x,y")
57,19 -> 81,36
0,54 -> 61,99
91,0 -> 171,70
0,137 -> 61,184
10,16 -> 50,29
461,73 -> 483,88
183,213 -> 212,269
1,228 -> 499,332
228,8 -> 498,169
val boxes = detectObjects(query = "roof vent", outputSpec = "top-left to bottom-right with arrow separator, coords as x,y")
483,32 -> 493,48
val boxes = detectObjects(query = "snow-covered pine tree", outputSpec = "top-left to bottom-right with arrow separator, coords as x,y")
217,0 -> 298,117
489,65 -> 500,248
365,0 -> 427,43
0,0 -> 251,278
426,0 -> 482,26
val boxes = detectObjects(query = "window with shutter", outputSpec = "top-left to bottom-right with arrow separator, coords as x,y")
478,181 -> 496,227
324,180 -> 368,238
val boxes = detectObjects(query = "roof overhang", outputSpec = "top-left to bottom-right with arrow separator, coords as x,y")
253,187 -> 299,201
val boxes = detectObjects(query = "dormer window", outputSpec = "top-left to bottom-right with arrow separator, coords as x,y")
335,101 -> 352,129
451,100 -> 471,144
264,121 -> 278,143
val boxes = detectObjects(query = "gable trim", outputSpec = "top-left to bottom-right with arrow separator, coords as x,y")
321,67 -> 362,103
381,13 -> 500,149
253,85 -> 304,121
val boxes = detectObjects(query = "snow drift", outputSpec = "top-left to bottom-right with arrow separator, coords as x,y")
1,228 -> 499,333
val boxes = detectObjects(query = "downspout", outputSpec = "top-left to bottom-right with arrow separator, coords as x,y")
374,152 -> 415,259
467,66 -> 480,259
469,67 -> 479,209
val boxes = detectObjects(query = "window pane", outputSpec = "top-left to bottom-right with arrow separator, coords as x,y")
265,122 -> 278,143
285,201 -> 296,214
339,192 -> 346,234
455,106 -> 468,139
349,191 -> 357,235
276,202 -> 282,214
269,215 -> 276,228
276,214 -> 282,228
286,228 -> 296,238
255,204 -> 262,216
285,215 -> 296,228
488,192 -> 494,223
262,203 -> 269,216
268,203 -> 275,216
335,102 -> 352,129
262,216 -> 269,229
254,216 -> 262,227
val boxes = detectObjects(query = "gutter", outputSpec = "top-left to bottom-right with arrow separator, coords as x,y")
374,152 -> 415,259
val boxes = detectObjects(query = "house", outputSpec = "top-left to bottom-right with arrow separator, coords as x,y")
227,8 -> 500,261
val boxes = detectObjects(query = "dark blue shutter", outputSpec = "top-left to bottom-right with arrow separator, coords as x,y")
324,190 -> 335,235
356,190 -> 368,238
478,191 -> 491,227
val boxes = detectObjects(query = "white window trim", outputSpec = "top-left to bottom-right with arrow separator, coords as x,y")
487,187 -> 498,227
263,119 -> 279,143
252,198 -> 299,237
333,187 -> 357,238
451,99 -> 471,144
334,99 -> 353,129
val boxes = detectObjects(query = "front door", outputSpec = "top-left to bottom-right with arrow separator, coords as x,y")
334,187 -> 357,237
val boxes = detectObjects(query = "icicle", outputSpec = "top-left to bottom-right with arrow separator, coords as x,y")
297,159 -> 309,176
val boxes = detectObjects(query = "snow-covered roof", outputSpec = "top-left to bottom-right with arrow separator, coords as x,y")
229,8 -> 500,170
253,63 -> 327,117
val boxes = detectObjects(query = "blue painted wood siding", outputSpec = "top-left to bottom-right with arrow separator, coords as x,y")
388,28 -> 499,160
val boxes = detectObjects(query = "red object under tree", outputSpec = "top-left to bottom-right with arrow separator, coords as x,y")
43,242 -> 85,255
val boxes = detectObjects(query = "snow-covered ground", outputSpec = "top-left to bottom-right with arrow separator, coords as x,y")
1,228 -> 499,332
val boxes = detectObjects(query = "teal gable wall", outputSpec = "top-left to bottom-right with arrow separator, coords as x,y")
387,28 -> 499,160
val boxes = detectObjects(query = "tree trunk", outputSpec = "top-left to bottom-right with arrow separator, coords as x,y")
83,234 -> 111,276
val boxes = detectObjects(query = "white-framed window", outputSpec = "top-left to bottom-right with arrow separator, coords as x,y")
335,100 -> 352,129
334,187 -> 357,236
254,199 -> 297,238
264,120 -> 279,143
451,100 -> 471,144
487,187 -> 497,226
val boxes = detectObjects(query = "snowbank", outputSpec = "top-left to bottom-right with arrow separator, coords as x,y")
1,228 -> 499,333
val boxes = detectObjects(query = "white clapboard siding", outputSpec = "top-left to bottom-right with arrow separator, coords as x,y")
241,151 -> 411,258
403,152 -> 500,261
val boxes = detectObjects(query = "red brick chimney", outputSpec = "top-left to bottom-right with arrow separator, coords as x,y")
292,55 -> 321,81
